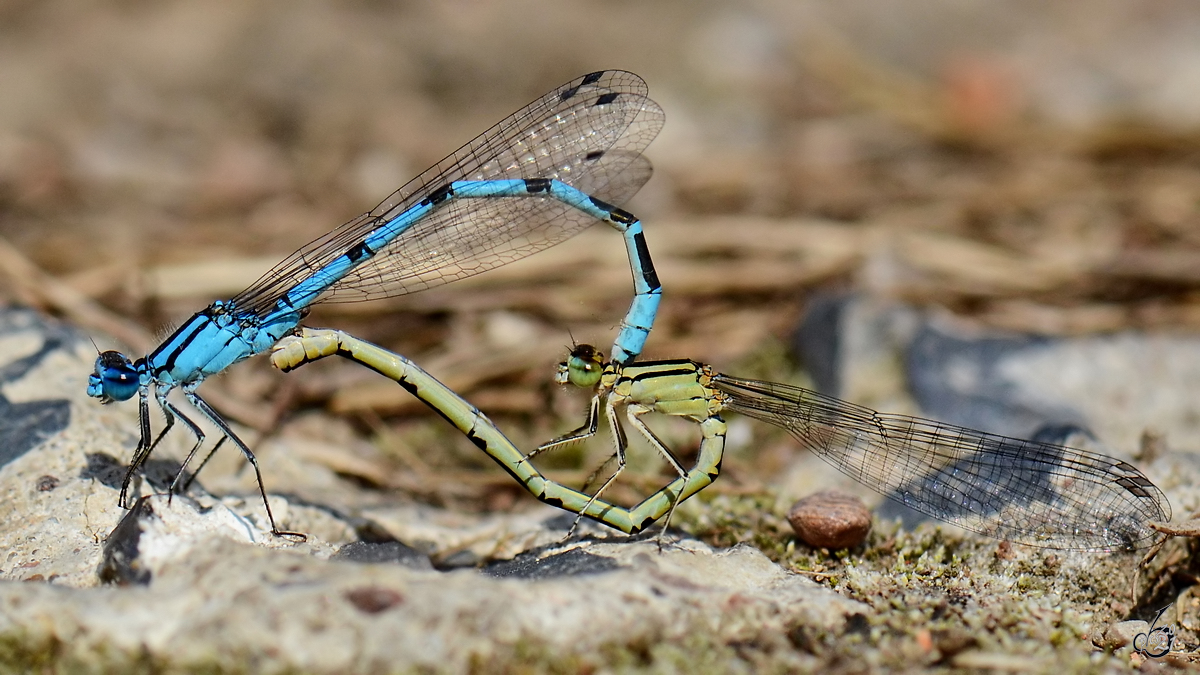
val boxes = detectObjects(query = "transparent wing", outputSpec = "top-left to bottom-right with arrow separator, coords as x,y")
233,70 -> 662,314
712,374 -> 1170,550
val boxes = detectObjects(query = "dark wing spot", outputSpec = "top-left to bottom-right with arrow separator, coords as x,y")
1115,475 -> 1156,499
560,72 -> 604,101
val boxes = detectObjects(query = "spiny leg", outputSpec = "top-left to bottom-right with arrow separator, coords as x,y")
579,451 -> 619,496
120,386 -> 176,508
623,414 -> 728,534
565,396 -> 630,538
151,389 -> 210,504
171,435 -> 226,496
625,405 -> 690,546
523,394 -> 601,464
182,384 -> 305,540
626,405 -> 688,478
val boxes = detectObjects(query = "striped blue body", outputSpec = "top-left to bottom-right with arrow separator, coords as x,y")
86,71 -> 666,536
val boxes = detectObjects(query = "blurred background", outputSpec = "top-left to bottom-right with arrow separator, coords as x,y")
5,0 -> 1200,515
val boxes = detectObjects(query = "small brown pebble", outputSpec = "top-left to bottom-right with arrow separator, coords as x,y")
994,540 -> 1014,560
1102,620 -> 1148,649
344,586 -> 404,614
788,490 -> 871,549
35,475 -> 59,492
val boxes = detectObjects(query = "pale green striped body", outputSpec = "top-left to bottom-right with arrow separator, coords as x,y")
270,328 -> 727,534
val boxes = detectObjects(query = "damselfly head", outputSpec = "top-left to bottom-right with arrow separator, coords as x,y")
88,351 -> 139,403
560,344 -> 604,389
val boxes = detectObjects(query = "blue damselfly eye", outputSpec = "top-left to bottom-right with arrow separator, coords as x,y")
89,351 -> 139,402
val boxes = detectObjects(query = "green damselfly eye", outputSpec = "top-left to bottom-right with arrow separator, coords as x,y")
564,344 -> 604,388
